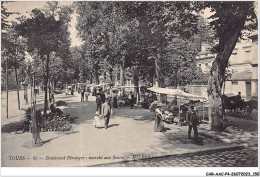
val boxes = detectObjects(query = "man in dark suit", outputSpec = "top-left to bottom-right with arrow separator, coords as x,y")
187,106 -> 199,140
102,98 -> 111,129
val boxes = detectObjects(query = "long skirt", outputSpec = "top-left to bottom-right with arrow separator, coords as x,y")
154,115 -> 164,132
94,116 -> 101,127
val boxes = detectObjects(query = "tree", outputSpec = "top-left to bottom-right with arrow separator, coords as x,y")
1,2 -> 17,118
15,4 -> 72,146
119,2 -> 200,102
198,2 -> 257,130
3,24 -> 27,110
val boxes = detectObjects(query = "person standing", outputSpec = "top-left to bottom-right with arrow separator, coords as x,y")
187,106 -> 199,140
80,89 -> 85,102
100,90 -> 106,104
129,91 -> 134,109
96,89 -> 102,114
85,91 -> 89,101
102,98 -> 111,129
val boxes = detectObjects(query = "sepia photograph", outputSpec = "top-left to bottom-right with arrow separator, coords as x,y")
1,0 -> 259,175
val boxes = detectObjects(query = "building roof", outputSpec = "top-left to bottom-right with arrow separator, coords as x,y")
229,70 -> 252,81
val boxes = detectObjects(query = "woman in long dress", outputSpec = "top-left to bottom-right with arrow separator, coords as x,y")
154,114 -> 164,132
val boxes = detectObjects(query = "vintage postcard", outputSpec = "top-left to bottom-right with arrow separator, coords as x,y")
1,1 -> 259,176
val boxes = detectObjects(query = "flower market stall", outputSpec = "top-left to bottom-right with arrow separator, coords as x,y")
147,87 -> 208,129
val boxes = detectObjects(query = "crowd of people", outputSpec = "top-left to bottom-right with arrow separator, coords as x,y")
77,86 -> 200,139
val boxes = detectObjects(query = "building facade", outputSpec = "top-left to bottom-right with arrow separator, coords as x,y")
196,34 -> 258,101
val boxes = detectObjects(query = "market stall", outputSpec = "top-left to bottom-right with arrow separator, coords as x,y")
147,87 -> 208,126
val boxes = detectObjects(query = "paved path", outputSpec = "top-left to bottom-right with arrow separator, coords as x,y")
96,146 -> 258,167
1,92 -> 258,167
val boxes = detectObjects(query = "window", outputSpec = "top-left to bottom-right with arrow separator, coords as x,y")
232,81 -> 238,85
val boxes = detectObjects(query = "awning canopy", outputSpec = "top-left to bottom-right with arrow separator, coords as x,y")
147,87 -> 207,99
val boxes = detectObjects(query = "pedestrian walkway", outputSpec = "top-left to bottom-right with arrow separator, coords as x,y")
96,146 -> 258,167
1,93 -> 258,167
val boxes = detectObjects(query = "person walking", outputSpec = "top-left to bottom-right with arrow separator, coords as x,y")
80,89 -> 85,102
102,98 -> 111,129
187,106 -> 199,140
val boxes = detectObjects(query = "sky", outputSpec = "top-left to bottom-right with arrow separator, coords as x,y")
4,1 -> 83,47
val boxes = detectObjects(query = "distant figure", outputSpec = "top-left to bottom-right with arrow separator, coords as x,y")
113,96 -> 118,108
96,89 -> 102,114
129,92 -> 134,109
181,104 -> 189,121
50,104 -> 63,116
102,98 -> 111,129
81,89 -> 85,102
92,87 -> 97,96
236,92 -> 243,101
187,106 -> 199,140
85,91 -> 89,101
94,111 -> 101,128
49,93 -> 55,104
100,90 -> 106,104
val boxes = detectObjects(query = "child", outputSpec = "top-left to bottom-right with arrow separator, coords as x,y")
94,111 -> 101,128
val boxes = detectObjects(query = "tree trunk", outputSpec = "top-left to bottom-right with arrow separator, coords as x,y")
6,58 -> 8,118
24,85 -> 28,104
44,53 -> 50,115
115,66 -> 118,86
132,67 -> 139,104
207,26 -> 246,131
90,73 -> 93,84
14,63 -> 20,110
155,56 -> 167,103
119,65 -> 124,86
32,74 -> 42,147
94,72 -> 99,84
109,68 -> 113,84
94,64 -> 99,84
175,69 -> 178,88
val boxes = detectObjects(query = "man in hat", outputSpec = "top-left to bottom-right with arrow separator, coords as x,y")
102,98 -> 111,129
187,106 -> 199,140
